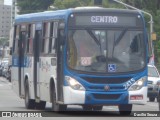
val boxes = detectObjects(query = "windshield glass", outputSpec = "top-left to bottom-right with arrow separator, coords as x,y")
67,29 -> 146,73
148,66 -> 159,77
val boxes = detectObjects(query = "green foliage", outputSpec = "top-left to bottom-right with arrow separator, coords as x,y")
0,38 -> 9,46
17,0 -> 54,14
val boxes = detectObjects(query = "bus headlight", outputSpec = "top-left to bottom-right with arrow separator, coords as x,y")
129,76 -> 147,91
65,76 -> 85,91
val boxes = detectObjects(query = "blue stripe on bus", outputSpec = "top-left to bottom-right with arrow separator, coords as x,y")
12,56 -> 32,68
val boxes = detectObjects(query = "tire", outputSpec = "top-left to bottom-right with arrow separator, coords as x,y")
82,105 -> 93,111
51,83 -> 67,112
25,81 -> 35,109
92,106 -> 103,111
119,104 -> 132,116
36,101 -> 46,110
149,97 -> 155,102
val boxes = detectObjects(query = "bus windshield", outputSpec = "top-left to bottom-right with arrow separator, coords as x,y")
67,28 -> 146,73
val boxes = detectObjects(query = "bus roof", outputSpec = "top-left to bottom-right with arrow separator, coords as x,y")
15,7 -> 142,24
15,9 -> 71,24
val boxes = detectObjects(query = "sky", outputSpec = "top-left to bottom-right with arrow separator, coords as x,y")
4,0 -> 12,5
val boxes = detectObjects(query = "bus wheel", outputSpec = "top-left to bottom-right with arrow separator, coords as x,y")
82,105 -> 93,111
51,84 -> 67,112
118,104 -> 132,116
25,81 -> 35,109
92,106 -> 103,111
36,101 -> 46,110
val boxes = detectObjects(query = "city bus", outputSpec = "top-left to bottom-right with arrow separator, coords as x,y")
11,7 -> 149,115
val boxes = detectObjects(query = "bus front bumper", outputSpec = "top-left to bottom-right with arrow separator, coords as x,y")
63,86 -> 147,105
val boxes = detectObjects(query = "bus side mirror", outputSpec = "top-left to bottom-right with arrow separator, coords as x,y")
10,47 -> 12,55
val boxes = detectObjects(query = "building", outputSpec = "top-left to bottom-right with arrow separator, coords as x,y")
0,0 -> 4,5
0,4 -> 11,38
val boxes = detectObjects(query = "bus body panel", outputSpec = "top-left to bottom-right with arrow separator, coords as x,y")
11,68 -> 19,96
129,87 -> 147,105
23,56 -> 35,99
39,56 -> 57,102
63,86 -> 147,105
63,86 -> 85,104
12,56 -> 20,96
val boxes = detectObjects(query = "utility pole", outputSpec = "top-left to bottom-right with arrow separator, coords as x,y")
11,0 -> 17,26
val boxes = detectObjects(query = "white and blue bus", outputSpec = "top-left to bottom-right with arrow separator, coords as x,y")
11,7 -> 149,115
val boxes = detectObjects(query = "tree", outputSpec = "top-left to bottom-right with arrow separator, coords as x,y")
17,0 -> 54,14
0,38 -> 9,47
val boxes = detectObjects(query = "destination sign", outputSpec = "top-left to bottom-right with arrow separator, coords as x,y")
69,13 -> 143,27
91,16 -> 118,23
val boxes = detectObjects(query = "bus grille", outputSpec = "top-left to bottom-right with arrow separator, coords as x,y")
93,94 -> 121,100
81,77 -> 131,84
88,86 -> 125,91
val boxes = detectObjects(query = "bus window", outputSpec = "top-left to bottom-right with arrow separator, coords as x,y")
42,22 -> 50,54
53,22 -> 58,38
26,24 -> 34,54
48,22 -> 58,54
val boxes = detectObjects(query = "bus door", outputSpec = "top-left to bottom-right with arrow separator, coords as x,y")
34,23 -> 42,100
56,22 -> 65,101
19,26 -> 27,97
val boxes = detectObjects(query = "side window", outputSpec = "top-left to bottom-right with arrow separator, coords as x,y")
42,22 -> 50,54
26,24 -> 35,54
13,25 -> 20,54
48,21 -> 58,54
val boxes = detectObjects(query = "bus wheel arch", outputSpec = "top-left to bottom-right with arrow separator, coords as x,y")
50,78 -> 67,112
24,77 -> 35,109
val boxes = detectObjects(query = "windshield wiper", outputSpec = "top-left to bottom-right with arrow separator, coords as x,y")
86,29 -> 104,55
115,28 -> 128,46
86,29 -> 101,46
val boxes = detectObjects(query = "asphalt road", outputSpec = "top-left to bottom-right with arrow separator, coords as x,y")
0,77 -> 159,120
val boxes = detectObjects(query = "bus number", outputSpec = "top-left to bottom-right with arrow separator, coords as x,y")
123,78 -> 135,90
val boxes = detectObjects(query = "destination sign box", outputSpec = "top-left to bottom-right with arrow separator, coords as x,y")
69,13 -> 143,27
